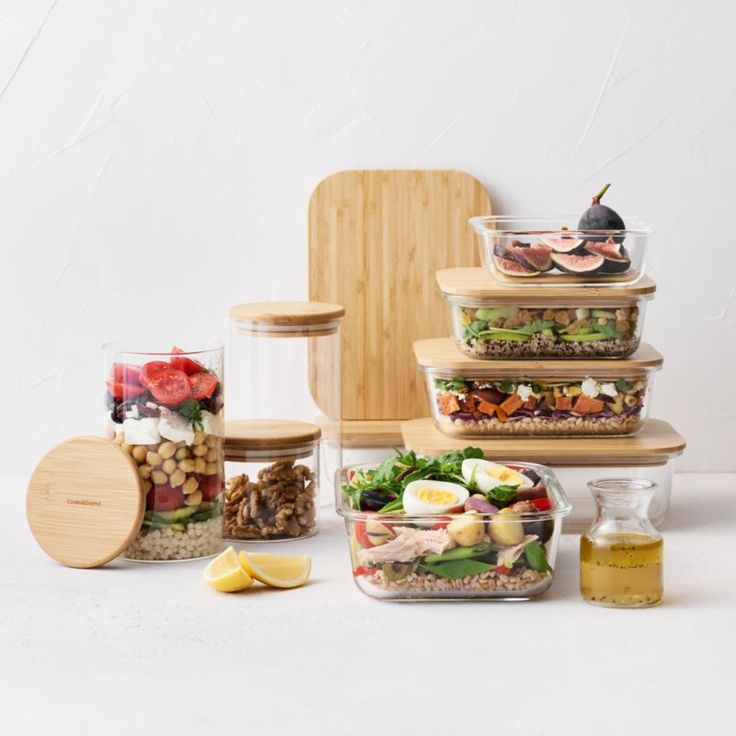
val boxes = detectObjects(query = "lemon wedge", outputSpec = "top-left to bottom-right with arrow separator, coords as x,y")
239,551 -> 311,589
203,546 -> 253,592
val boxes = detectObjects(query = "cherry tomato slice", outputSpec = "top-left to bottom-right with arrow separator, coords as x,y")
198,473 -> 222,501
494,565 -> 512,574
354,520 -> 372,548
148,367 -> 192,405
189,372 -> 218,400
105,380 -> 146,400
111,363 -> 142,386
140,361 -> 169,386
530,497 -> 552,512
146,483 -> 186,511
170,346 -> 205,376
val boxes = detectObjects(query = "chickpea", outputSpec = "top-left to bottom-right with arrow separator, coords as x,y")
169,469 -> 186,487
194,458 -> 207,474
193,444 -> 208,457
137,464 -> 152,480
158,441 -> 176,460
121,443 -> 132,454
131,445 -> 147,463
178,459 -> 195,473
174,447 -> 190,461
114,433 -> 125,445
161,458 -> 177,475
184,490 -> 203,507
142,480 -> 152,493
205,434 -> 217,448
192,431 -> 206,446
151,470 -> 168,485
146,451 -> 163,467
183,477 -> 199,495
204,462 -> 218,476
205,448 -> 218,463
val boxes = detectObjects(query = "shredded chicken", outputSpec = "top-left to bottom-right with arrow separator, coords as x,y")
361,527 -> 454,564
496,535 -> 539,569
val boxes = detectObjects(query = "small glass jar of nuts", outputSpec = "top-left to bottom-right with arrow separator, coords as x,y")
103,341 -> 225,561
223,419 -> 320,542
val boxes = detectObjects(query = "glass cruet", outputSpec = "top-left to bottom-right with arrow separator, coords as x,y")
580,478 -> 663,608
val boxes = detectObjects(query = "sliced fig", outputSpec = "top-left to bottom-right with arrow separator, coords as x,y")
584,238 -> 631,273
550,252 -> 605,274
494,255 -> 540,278
538,235 -> 585,253
508,243 -> 553,272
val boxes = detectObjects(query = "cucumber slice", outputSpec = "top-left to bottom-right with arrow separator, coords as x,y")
475,306 -> 519,321
541,328 -> 556,338
477,329 -> 532,342
592,309 -> 616,319
150,506 -> 199,523
560,332 -> 610,342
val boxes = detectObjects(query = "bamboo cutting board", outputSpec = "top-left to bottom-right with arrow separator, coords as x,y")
309,170 -> 491,421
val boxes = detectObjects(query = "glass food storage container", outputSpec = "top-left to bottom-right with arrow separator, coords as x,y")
223,419 -> 320,541
470,216 -> 652,287
580,478 -> 663,607
414,338 -> 662,437
229,301 -> 343,505
437,268 -> 655,360
400,417 -> 685,528
103,341 -> 224,561
336,456 -> 571,601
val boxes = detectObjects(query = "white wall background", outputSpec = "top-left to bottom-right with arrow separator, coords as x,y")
1,0 -> 734,473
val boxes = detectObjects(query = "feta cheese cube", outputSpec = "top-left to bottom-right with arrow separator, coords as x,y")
123,417 -> 161,445
202,410 -> 224,437
600,382 -> 619,398
516,384 -> 533,402
581,377 -> 600,398
159,410 -> 195,445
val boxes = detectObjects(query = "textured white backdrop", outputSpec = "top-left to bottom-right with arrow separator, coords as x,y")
1,0 -> 734,472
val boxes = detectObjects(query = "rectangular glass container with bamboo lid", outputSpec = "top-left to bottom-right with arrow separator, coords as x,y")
414,338 -> 663,437
223,419 -> 321,542
437,268 -> 656,360
401,417 -> 686,528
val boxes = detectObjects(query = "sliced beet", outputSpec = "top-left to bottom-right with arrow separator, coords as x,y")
550,252 -> 605,274
494,255 -> 540,277
509,243 -> 553,272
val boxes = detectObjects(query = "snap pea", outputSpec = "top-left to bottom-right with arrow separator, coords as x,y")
424,542 -> 491,565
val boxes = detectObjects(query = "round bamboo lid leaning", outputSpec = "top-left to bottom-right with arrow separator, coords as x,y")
401,418 -> 686,467
225,419 -> 322,461
26,437 -> 145,568
229,301 -> 345,337
436,268 -> 656,303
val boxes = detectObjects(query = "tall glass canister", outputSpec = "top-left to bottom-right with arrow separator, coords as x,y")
228,302 -> 343,505
103,340 -> 225,561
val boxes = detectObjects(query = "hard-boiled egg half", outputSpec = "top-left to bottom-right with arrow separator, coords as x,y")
461,459 -> 534,493
402,480 -> 469,515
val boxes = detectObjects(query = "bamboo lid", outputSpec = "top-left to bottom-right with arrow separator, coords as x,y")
414,338 -> 663,376
436,268 -> 656,303
26,437 -> 144,568
225,419 -> 322,453
401,418 -> 686,466
229,301 -> 345,333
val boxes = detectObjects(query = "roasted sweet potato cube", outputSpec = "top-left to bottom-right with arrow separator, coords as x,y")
574,395 -> 605,414
477,400 -> 497,416
523,396 -> 537,411
438,393 -> 461,415
499,394 -> 524,415
555,396 -> 573,411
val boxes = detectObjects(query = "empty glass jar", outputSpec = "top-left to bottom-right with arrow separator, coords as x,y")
580,478 -> 663,607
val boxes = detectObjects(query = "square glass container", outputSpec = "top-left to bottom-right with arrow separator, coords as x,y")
470,216 -> 652,287
437,268 -> 655,360
336,459 -> 571,601
414,339 -> 663,437
400,418 -> 685,528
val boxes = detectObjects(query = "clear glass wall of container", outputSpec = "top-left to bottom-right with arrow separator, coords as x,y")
223,419 -> 320,541
103,340 -> 225,561
229,302 -> 343,505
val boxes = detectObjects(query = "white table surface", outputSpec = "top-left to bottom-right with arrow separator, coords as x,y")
2,472 -> 735,735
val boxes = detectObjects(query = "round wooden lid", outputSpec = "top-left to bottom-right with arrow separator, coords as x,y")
401,418 -> 686,466
229,301 -> 345,328
436,268 -> 656,303
413,338 -> 663,376
225,419 -> 322,452
26,437 -> 144,568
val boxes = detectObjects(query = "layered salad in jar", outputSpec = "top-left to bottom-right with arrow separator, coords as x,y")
104,346 -> 224,561
431,376 -> 647,436
338,449 -> 570,600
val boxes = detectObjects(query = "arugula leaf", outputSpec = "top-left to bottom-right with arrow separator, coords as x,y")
178,399 -> 204,431
421,559 -> 493,580
524,541 -> 552,573
484,484 -> 520,506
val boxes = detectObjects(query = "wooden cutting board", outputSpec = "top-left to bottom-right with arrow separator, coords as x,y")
309,170 -> 491,421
